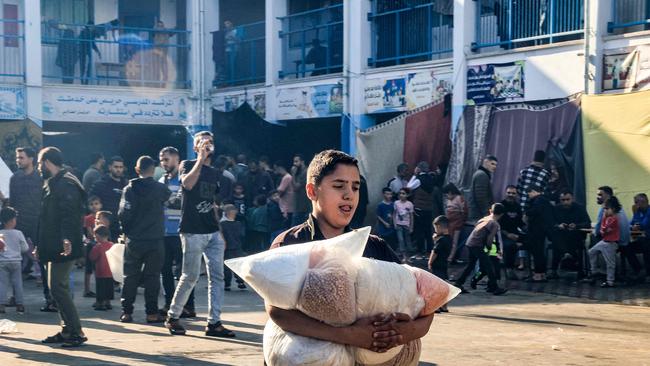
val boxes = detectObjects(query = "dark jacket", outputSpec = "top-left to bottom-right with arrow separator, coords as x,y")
525,194 -> 554,236
37,170 -> 86,263
552,202 -> 591,232
90,175 -> 128,216
244,170 -> 274,206
220,220 -> 243,251
118,177 -> 171,241
9,170 -> 43,241
469,167 -> 493,221
499,199 -> 524,235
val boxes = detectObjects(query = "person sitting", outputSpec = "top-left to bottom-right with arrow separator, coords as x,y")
304,39 -> 327,76
549,190 -> 591,280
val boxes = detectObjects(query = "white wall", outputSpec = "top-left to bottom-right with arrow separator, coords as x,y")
94,0 -> 118,24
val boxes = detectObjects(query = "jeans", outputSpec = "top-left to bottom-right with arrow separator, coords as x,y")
49,260 -> 83,337
589,241 -> 618,283
455,246 -> 499,290
224,249 -> 244,287
121,239 -> 164,315
395,225 -> 413,256
0,262 -> 23,304
161,236 -> 195,310
169,232 -> 225,324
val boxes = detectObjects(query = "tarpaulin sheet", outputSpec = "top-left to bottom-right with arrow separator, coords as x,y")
582,90 -> 650,217
403,96 -> 452,172
485,98 -> 580,203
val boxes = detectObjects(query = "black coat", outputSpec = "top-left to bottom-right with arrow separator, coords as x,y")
37,170 -> 86,263
118,177 -> 171,241
525,194 -> 554,236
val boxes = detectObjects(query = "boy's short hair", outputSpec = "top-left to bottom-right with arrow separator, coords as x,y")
382,187 -> 392,194
93,225 -> 110,239
0,206 -> 18,225
307,150 -> 359,186
88,195 -> 101,204
491,203 -> 506,215
136,155 -> 156,173
254,194 -> 267,207
433,215 -> 449,227
604,196 -> 622,213
96,210 -> 113,223
223,204 -> 238,214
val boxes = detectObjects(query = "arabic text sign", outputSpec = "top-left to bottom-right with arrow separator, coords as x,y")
276,84 -> 343,120
364,71 -> 452,113
43,90 -> 189,124
0,85 -> 25,120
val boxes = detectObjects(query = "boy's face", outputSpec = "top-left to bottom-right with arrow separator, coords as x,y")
399,190 -> 408,201
89,200 -> 102,212
96,215 -> 110,227
307,164 -> 360,230
226,210 -> 237,220
234,186 -> 244,195
382,191 -> 392,201
270,192 -> 280,202
433,223 -> 446,234
4,217 -> 16,229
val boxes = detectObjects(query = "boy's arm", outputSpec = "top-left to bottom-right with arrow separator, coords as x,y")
427,250 -> 438,269
266,305 -> 400,352
374,313 -> 435,345
18,232 -> 29,253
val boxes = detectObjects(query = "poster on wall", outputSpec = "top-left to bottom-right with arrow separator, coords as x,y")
212,90 -> 267,118
364,70 -> 452,114
603,46 -> 650,92
0,85 -> 25,120
276,84 -> 343,120
466,61 -> 525,105
42,90 -> 188,125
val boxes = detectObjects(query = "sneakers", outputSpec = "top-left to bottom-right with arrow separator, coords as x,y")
205,322 -> 236,338
165,317 -> 187,336
237,282 -> 247,290
42,332 -> 66,344
83,291 -> 96,298
61,335 -> 88,348
40,302 -> 58,312
119,312 -> 133,323
16,304 -> 25,314
600,281 -> 615,288
146,313 -> 165,323
180,308 -> 196,319
470,277 -> 478,290
491,287 -> 508,296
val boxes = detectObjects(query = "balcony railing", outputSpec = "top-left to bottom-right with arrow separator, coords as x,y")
278,4 -> 344,79
368,1 -> 453,68
214,20 -> 265,88
41,22 -> 190,88
608,0 -> 650,33
0,18 -> 25,83
473,0 -> 584,52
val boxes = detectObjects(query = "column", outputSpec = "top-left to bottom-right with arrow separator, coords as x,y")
265,0 -> 287,122
24,0 -> 42,127
451,0 -> 476,129
584,0 -> 613,94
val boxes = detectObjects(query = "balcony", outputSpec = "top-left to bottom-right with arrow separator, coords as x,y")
0,18 -> 25,83
368,0 -> 453,68
608,0 -> 650,34
473,0 -> 584,52
278,3 -> 343,79
214,20 -> 265,88
41,21 -> 190,88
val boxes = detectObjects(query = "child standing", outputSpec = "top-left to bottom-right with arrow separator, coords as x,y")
246,195 -> 269,253
83,196 -> 103,298
428,215 -> 451,313
88,225 -> 114,310
393,188 -> 414,262
0,207 -> 29,314
376,187 -> 396,250
220,204 -> 246,291
588,196 -> 621,288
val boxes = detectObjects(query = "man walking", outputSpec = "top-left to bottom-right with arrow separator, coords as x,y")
37,147 -> 87,347
118,156 -> 171,323
469,155 -> 498,223
165,131 -> 235,338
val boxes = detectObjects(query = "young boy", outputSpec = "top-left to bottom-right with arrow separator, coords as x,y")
453,203 -> 508,295
268,150 -> 433,356
376,187 -> 396,250
393,188 -> 414,262
220,204 -> 246,291
267,191 -> 285,242
246,195 -> 269,253
470,237 -> 502,290
88,225 -> 114,310
428,215 -> 451,313
0,207 -> 29,314
587,196 -> 622,288
83,196 -> 103,298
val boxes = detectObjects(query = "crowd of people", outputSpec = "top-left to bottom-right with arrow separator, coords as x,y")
0,137 -> 648,349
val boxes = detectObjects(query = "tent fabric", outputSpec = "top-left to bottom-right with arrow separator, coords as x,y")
446,105 -> 492,191
582,90 -> 650,218
546,113 -> 586,206
356,113 -> 407,223
403,97 -> 452,172
485,98 -> 580,203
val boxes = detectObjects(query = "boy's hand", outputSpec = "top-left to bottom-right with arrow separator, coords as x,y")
348,314 -> 399,352
372,313 -> 415,351
427,261 -> 433,270
61,239 -> 72,256
32,247 -> 39,261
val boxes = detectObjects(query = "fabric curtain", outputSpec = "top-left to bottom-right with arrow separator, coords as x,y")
582,90 -> 650,217
403,98 -> 452,172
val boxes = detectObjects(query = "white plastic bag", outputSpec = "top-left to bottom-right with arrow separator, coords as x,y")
263,319 -> 354,366
106,243 -> 125,283
406,266 -> 461,316
0,319 -> 18,334
226,227 -> 370,310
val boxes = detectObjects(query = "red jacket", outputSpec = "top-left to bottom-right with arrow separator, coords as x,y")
600,215 -> 620,243
89,240 -> 114,278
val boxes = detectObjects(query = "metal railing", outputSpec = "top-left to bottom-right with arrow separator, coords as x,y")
214,20 -> 265,88
0,19 -> 25,83
473,0 -> 584,52
368,1 -> 453,68
608,0 -> 650,33
278,4 -> 344,79
41,22 -> 191,88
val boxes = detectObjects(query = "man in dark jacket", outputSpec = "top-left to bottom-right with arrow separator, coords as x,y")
407,161 -> 443,256
499,185 -> 525,279
90,156 -> 127,217
118,156 -> 171,324
36,147 -> 87,347
550,190 -> 591,279
469,155 -> 498,222
524,184 -> 554,282
243,160 -> 274,206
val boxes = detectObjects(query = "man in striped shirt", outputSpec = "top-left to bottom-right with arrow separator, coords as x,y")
517,150 -> 550,210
